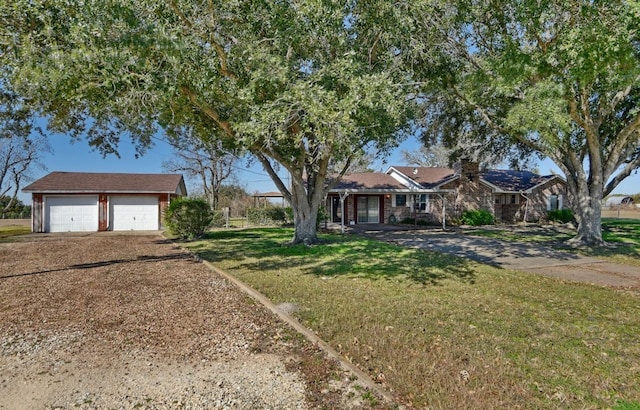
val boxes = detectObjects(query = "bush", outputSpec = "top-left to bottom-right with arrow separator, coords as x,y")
547,209 -> 574,224
164,197 -> 214,240
317,206 -> 329,227
210,210 -> 226,227
249,206 -> 326,227
247,206 -> 288,225
460,209 -> 494,226
400,217 -> 433,226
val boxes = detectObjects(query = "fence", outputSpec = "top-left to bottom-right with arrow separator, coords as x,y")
602,205 -> 640,219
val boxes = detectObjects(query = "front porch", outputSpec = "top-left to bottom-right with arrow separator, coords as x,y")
325,192 -> 450,229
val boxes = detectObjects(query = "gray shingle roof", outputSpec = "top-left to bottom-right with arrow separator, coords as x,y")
23,172 -> 187,195
481,170 -> 556,192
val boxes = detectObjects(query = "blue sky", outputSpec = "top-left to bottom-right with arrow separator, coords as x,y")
19,133 -> 640,204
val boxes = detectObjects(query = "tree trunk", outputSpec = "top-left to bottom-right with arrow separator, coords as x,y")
566,178 -> 605,246
291,205 -> 319,245
289,178 -> 320,245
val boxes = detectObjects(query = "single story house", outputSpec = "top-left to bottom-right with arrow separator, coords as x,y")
22,172 -> 187,233
327,160 -> 568,225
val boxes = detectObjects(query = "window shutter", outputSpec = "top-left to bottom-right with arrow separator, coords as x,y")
558,195 -> 563,209
547,196 -> 552,211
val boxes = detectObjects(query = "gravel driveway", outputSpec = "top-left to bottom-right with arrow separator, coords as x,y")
0,233 -> 378,409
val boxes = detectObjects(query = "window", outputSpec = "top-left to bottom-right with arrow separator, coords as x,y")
416,194 -> 430,212
548,194 -> 562,211
357,196 -> 380,223
510,194 -> 517,204
394,194 -> 407,207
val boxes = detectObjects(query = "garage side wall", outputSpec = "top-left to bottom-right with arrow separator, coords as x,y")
31,194 -> 44,233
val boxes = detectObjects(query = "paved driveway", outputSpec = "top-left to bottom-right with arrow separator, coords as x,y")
350,225 -> 640,289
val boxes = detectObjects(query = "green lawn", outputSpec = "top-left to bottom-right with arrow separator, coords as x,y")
465,218 -> 640,267
186,228 -> 640,409
0,225 -> 30,241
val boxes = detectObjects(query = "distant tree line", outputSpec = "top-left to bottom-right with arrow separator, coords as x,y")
0,195 -> 30,219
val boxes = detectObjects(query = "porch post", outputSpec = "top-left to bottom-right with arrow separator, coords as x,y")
520,192 -> 530,223
442,194 -> 446,231
340,192 -> 349,234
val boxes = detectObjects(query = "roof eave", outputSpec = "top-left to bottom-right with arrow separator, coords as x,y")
429,175 -> 460,189
327,188 -> 456,194
23,189 -> 182,194
528,175 -> 566,192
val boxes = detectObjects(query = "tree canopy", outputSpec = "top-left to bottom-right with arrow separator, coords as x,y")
1,0 -> 412,243
408,0 -> 640,245
3,0 -> 637,246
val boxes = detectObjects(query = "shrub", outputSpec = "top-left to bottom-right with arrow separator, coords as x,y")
547,209 -> 574,224
284,207 -> 293,223
164,197 -> 214,240
317,206 -> 329,227
460,209 -> 494,226
247,206 -> 288,225
210,210 -> 226,227
400,217 -> 433,226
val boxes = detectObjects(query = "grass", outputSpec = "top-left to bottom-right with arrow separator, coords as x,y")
0,224 -> 30,241
185,227 -> 640,409
465,218 -> 640,267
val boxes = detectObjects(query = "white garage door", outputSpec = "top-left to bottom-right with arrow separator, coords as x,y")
46,196 -> 99,232
110,196 -> 159,231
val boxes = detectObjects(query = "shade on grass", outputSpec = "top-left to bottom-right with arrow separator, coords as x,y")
187,228 -> 640,409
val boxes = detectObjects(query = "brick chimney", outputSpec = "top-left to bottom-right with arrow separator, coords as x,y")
454,159 -> 480,182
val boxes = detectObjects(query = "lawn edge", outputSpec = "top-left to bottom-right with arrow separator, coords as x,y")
198,258 -> 398,405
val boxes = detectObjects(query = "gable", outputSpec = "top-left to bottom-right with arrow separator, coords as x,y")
386,166 -> 458,189
23,172 -> 187,195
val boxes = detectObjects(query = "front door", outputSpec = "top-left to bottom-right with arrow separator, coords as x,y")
357,196 -> 379,223
331,196 -> 343,222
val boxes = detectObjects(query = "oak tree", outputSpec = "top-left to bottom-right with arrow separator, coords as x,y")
1,0 -> 411,244
409,0 -> 640,245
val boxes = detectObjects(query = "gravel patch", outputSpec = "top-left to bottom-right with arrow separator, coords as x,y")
0,234 -> 387,409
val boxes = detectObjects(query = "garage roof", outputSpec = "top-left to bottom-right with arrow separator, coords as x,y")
23,172 -> 187,195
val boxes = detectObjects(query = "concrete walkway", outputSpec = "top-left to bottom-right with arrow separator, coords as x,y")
343,224 -> 640,289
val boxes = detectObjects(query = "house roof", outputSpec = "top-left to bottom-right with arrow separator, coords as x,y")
23,172 -> 187,195
480,170 -> 559,193
330,172 -> 406,191
328,164 -> 565,195
387,166 -> 457,189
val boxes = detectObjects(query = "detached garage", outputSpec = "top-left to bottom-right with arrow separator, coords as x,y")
23,172 -> 187,233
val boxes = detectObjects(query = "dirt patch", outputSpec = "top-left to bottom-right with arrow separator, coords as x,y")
0,219 -> 29,227
0,234 -> 382,409
602,208 -> 640,219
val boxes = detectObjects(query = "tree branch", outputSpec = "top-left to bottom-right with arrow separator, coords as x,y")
170,0 -> 236,80
603,112 -> 640,179
254,152 -> 291,201
179,85 -> 234,137
603,153 -> 640,196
